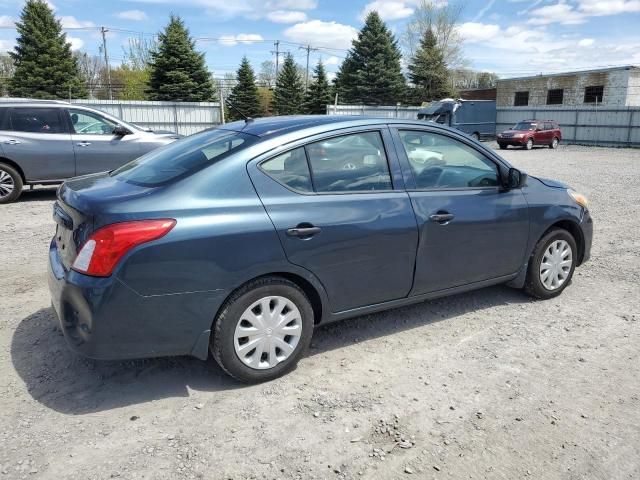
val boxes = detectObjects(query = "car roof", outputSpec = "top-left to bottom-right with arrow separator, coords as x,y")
522,119 -> 558,122
220,115 -> 456,139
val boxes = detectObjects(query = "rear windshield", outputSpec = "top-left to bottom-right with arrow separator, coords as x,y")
111,129 -> 256,186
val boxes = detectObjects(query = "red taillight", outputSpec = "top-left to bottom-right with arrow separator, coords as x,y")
72,219 -> 176,277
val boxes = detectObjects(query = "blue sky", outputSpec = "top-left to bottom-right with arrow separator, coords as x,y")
1,0 -> 639,80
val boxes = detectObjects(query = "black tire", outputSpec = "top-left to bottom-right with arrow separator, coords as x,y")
549,137 -> 559,149
211,276 -> 314,383
0,163 -> 23,204
524,228 -> 577,299
498,144 -> 507,150
524,138 -> 533,150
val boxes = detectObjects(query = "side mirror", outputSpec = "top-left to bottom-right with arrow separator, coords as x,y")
113,124 -> 131,136
504,167 -> 527,189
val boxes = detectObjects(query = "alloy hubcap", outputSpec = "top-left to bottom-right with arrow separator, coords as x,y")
0,170 -> 14,198
539,239 -> 572,290
234,296 -> 303,370
553,139 -> 558,147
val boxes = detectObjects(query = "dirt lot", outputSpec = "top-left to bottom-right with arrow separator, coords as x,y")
0,144 -> 639,480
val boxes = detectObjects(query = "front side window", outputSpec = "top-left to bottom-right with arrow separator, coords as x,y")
112,129 -> 256,186
305,131 -> 392,192
9,108 -> 65,134
69,109 -> 117,135
398,130 -> 499,189
261,147 -> 312,193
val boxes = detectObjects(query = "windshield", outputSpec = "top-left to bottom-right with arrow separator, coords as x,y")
111,129 -> 256,186
513,122 -> 536,131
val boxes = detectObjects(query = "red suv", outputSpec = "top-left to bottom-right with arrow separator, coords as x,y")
497,120 -> 561,150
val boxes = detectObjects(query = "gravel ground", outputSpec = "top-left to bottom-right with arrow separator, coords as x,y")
0,144 -> 639,480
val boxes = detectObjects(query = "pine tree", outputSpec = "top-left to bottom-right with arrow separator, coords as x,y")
147,15 -> 214,101
335,11 -> 406,105
227,57 -> 261,121
9,0 -> 86,99
273,54 -> 304,115
303,60 -> 332,114
407,26 -> 453,103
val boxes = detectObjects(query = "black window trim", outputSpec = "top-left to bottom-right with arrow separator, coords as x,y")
394,127 -> 505,193
514,91 -> 529,107
584,85 -> 604,103
546,88 -> 564,105
257,128 -> 398,196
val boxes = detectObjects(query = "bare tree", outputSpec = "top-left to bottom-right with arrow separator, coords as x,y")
74,51 -> 106,99
258,60 -> 276,88
123,37 -> 157,71
0,53 -> 15,96
404,1 -> 468,70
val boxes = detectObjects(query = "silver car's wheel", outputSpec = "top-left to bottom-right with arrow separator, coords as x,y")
233,295 -> 303,370
539,239 -> 572,291
0,169 -> 15,198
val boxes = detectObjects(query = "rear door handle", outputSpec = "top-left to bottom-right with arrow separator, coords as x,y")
286,226 -> 321,238
77,141 -> 91,147
429,212 -> 455,224
3,139 -> 21,145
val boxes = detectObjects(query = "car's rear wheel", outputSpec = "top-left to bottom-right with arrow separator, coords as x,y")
550,137 -> 559,149
524,228 -> 577,299
0,163 -> 23,204
211,277 -> 314,382
525,138 -> 533,150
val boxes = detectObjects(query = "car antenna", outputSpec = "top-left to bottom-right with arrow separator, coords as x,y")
225,99 -> 253,123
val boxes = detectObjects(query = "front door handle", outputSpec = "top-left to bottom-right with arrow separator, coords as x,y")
429,212 -> 455,224
286,225 -> 321,238
3,139 -> 21,145
76,141 -> 91,147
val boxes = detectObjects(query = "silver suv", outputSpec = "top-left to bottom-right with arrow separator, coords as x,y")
0,99 -> 182,203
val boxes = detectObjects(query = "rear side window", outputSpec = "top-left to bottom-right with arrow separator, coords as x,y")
261,148 -> 312,193
9,108 -> 65,134
544,122 -> 554,130
111,129 -> 256,186
0,107 -> 9,130
305,132 -> 392,192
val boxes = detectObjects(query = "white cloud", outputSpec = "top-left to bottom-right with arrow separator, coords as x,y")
578,0 -> 640,15
134,0 -> 317,19
218,33 -> 264,46
360,1 -> 415,21
472,0 -> 497,21
0,15 -> 14,27
116,10 -> 148,21
457,22 -> 501,43
527,2 -> 586,25
284,20 -> 358,50
59,16 -> 95,29
68,36 -> 84,51
266,10 -> 307,23
324,56 -> 341,66
578,38 -> 594,47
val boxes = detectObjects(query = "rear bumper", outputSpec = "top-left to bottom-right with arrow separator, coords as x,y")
48,239 -> 225,361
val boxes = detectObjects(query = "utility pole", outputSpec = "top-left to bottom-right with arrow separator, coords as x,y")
273,40 -> 280,78
300,44 -> 318,90
219,87 -> 225,124
100,26 -> 113,100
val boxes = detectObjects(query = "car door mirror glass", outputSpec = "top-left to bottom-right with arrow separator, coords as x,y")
113,124 -> 131,136
506,167 -> 526,189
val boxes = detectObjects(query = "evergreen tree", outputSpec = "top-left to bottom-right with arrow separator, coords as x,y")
407,26 -> 453,103
335,11 -> 405,105
147,15 -> 214,101
227,57 -> 261,121
303,60 -> 332,114
273,54 -> 304,115
9,0 -> 86,99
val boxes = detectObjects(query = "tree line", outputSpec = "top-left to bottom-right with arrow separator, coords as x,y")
2,0 -> 498,119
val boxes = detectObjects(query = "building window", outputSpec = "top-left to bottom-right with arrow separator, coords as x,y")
584,85 -> 604,103
514,91 -> 529,106
546,89 -> 564,105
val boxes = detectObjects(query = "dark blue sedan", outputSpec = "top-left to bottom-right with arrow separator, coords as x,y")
48,116 -> 592,382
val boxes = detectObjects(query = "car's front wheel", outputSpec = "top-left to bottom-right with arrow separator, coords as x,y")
525,138 -> 533,150
0,163 -> 23,204
524,228 -> 577,299
211,277 -> 314,382
498,144 -> 507,150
